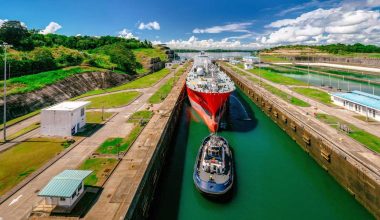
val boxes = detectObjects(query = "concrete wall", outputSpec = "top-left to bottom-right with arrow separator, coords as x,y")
120,68 -> 189,220
0,71 -> 133,123
125,86 -> 186,220
221,65 -> 380,219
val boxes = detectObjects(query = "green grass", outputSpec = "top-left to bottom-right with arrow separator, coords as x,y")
292,87 -> 332,105
353,115 -> 377,122
316,113 -> 380,153
263,83 -> 310,107
72,68 -> 171,99
86,91 -> 141,109
78,158 -> 118,186
96,111 -> 153,155
247,67 -> 307,86
259,55 -> 288,62
227,64 -> 310,107
86,111 -> 114,123
0,110 -> 40,130
107,68 -> 170,92
148,78 -> 175,104
0,137 -> 69,195
148,66 -> 186,104
133,47 -> 168,62
0,123 -> 40,143
133,47 -> 168,74
127,110 -> 154,123
1,66 -> 106,95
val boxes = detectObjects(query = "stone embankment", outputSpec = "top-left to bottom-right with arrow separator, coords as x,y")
0,71 -> 134,122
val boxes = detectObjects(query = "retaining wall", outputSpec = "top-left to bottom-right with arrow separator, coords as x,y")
117,66 -> 190,220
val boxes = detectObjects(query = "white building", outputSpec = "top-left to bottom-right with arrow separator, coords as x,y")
242,56 -> 260,64
244,63 -> 253,70
38,170 -> 92,213
41,101 -> 90,137
331,90 -> 380,121
229,59 -> 240,65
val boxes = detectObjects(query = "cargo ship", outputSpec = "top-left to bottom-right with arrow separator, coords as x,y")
186,53 -> 235,132
193,134 -> 234,196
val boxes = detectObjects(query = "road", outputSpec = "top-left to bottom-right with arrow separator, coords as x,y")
0,67 -> 179,220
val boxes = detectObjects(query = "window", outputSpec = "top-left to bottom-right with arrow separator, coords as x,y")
60,197 -> 66,201
81,108 -> 85,116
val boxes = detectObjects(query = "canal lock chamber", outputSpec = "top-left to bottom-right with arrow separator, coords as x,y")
148,88 -> 373,220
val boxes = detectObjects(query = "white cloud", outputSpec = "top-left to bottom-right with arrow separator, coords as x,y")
0,19 -> 7,27
163,35 -> 260,50
193,22 -> 253,34
260,7 -> 380,46
277,0 -> 339,16
40,22 -> 62,35
118,29 -> 139,39
138,21 -> 160,30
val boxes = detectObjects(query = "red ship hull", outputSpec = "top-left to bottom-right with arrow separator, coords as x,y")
187,87 -> 231,132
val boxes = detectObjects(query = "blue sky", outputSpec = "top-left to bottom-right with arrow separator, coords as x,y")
1,0 -> 380,49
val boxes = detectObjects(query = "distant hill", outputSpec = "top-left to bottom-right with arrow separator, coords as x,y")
260,43 -> 380,55
173,49 -> 254,53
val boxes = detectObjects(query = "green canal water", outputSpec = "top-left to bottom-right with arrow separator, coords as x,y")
149,89 -> 373,220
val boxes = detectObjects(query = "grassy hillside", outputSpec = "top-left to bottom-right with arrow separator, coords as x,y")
0,20 -> 170,82
260,43 -> 380,59
1,66 -> 105,95
133,47 -> 168,73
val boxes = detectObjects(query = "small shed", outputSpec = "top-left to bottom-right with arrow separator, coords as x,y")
38,170 -> 92,213
331,90 -> 380,121
244,63 -> 253,70
41,101 -> 90,137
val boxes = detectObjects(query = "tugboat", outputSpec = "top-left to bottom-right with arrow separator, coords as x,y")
193,134 -> 234,196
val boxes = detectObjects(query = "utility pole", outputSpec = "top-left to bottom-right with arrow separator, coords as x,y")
258,53 -> 261,86
307,52 -> 310,87
1,42 -> 12,142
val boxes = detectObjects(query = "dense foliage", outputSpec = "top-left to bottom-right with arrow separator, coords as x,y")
0,20 -> 155,78
90,42 -> 141,73
261,43 -> 380,54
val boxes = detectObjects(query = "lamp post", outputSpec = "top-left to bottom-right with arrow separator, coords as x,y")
1,42 -> 12,142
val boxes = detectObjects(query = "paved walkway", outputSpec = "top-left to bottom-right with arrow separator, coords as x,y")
0,67 -> 180,220
84,67 -> 189,220
273,62 -> 380,73
228,63 -> 380,139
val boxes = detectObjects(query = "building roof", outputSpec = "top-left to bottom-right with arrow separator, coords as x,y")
44,101 -> 90,111
332,90 -> 380,111
243,56 -> 258,59
38,170 -> 92,198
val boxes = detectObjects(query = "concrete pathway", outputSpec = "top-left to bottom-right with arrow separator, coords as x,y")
273,62 -> 380,73
229,63 -> 380,138
0,67 -> 179,220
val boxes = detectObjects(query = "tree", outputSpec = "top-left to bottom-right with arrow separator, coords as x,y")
0,20 -> 30,48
